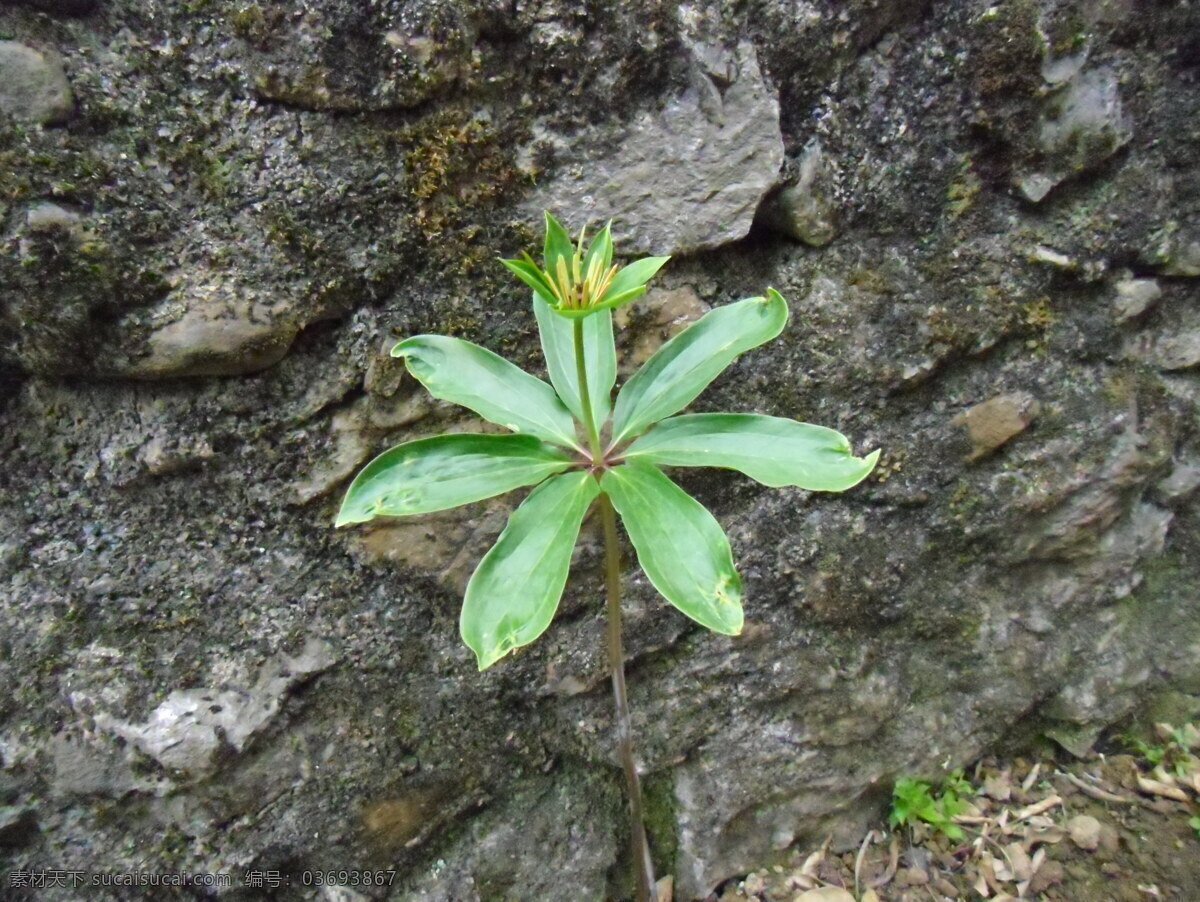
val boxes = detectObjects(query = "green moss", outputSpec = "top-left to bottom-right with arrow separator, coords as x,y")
230,3 -> 269,42
971,0 -> 1043,102
641,772 -> 678,878
1045,9 -> 1088,56
400,108 -> 526,274
946,156 -> 982,220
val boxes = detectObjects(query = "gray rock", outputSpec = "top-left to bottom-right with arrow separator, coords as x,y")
1112,277 -> 1162,322
531,42 -> 783,255
760,139 -> 841,247
1150,229 -> 1200,277
244,1 -> 475,112
0,41 -> 73,126
1067,813 -> 1102,851
1017,67 -> 1131,201
122,280 -> 300,379
50,734 -> 160,798
1156,460 -> 1200,502
1039,68 -> 1131,163
93,640 -> 335,776
25,201 -> 82,234
1016,172 -> 1057,204
1130,330 -> 1200,371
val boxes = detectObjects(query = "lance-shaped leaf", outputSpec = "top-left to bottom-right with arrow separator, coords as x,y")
623,413 -> 880,490
534,294 -> 616,428
601,462 -> 743,635
611,289 -> 789,444
462,470 -> 600,669
335,434 -> 572,526
394,335 -> 581,450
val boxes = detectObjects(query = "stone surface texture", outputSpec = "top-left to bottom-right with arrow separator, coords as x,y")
529,40 -> 784,255
0,40 -> 73,125
1,1 -> 1199,901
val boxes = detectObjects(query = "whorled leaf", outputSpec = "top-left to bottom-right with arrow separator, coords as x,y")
335,434 -> 572,526
600,461 -> 743,635
461,470 -> 600,669
611,289 -> 789,444
534,294 -> 616,428
393,335 -> 581,450
623,413 -> 880,490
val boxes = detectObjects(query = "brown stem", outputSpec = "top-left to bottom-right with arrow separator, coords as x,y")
599,491 -> 656,902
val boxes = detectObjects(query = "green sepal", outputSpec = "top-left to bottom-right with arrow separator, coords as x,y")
601,461 -> 743,635
461,471 -> 600,669
542,211 -> 575,278
623,413 -> 880,490
604,256 -> 670,301
393,335 -> 581,450
335,434 -> 572,526
500,255 -> 558,306
584,220 -> 614,275
541,285 -> 649,319
611,289 -> 789,444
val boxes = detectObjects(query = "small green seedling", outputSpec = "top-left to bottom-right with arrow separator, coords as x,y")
889,771 -> 973,841
337,212 -> 878,901
1189,815 -> 1200,840
1125,722 -> 1199,779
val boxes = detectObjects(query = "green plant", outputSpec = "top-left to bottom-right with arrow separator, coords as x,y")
337,212 -> 878,901
889,771 -> 973,841
1125,722 -> 1199,779
1189,815 -> 1200,840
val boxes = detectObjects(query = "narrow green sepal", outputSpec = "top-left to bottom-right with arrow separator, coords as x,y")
603,256 -> 670,302
584,220 -> 614,276
500,256 -> 558,305
543,211 -> 574,276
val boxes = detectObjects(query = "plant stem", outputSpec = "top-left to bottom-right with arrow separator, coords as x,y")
600,491 -> 656,902
573,317 -> 654,901
573,320 -> 604,462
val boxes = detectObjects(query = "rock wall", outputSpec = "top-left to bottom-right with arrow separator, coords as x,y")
1,1 -> 1199,900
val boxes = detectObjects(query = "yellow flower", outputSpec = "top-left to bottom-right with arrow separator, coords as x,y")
500,212 -> 669,318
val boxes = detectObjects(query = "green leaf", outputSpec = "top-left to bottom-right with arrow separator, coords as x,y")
611,289 -> 789,444
461,470 -> 600,669
603,255 -> 670,302
623,413 -> 879,490
534,294 -> 616,428
601,461 -> 743,635
393,335 -> 582,450
335,434 -> 572,526
543,211 -> 574,276
500,256 -> 557,305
